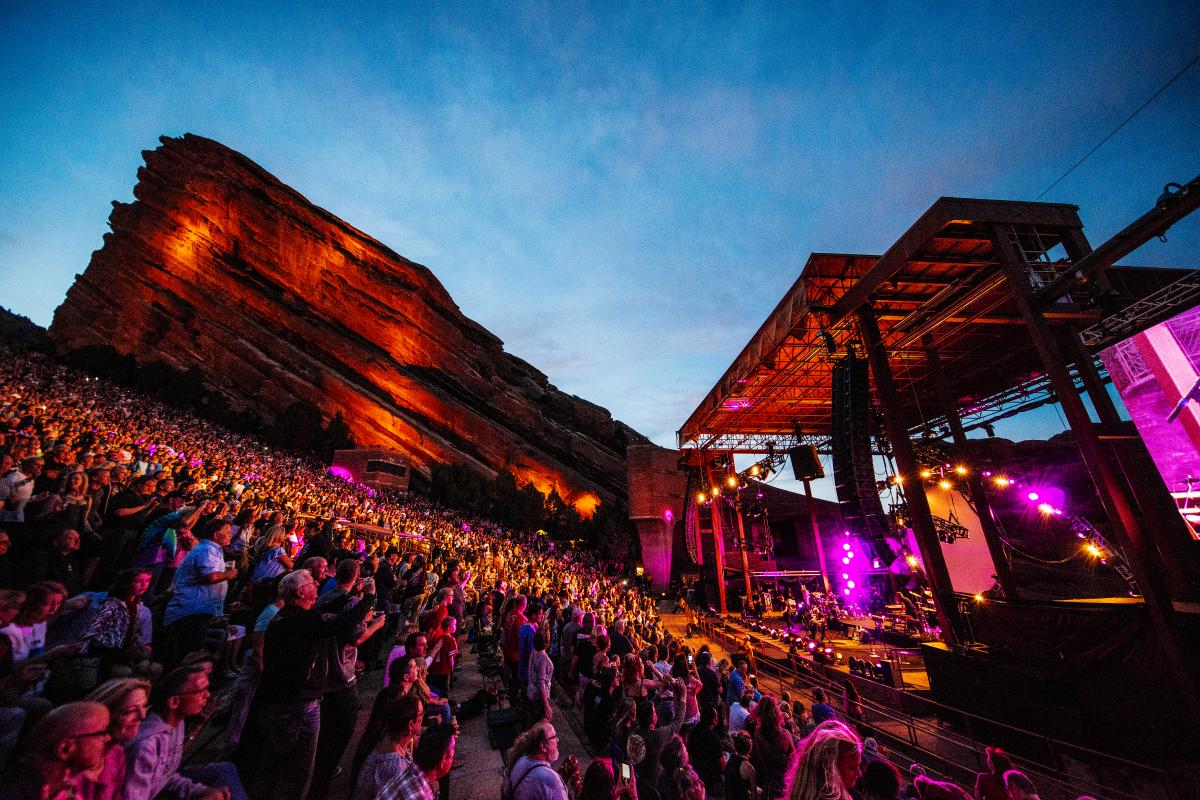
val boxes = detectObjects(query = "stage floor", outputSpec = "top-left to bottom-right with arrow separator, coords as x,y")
662,611 -> 932,692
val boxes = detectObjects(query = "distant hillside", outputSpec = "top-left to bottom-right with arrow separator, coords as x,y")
0,307 -> 50,352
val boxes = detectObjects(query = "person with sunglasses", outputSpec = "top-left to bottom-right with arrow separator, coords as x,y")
0,700 -> 110,800
123,666 -> 247,800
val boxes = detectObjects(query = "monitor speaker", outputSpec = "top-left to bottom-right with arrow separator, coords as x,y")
789,444 -> 825,481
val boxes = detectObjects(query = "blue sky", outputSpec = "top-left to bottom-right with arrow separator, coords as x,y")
2,3 -> 1198,499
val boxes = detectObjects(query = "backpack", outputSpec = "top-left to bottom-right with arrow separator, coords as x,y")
501,760 -> 555,800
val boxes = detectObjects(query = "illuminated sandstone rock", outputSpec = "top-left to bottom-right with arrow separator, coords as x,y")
49,133 -> 644,506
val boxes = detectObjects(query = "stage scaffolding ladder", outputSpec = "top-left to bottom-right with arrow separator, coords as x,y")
1006,224 -> 1074,292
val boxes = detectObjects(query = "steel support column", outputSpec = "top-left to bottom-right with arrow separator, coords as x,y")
803,479 -> 832,594
923,334 -> 1019,598
993,225 -> 1200,723
1063,332 -> 1121,424
734,495 -> 755,610
704,464 -> 729,615
857,306 -> 961,644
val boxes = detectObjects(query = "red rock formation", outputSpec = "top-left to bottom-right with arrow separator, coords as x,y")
50,134 -> 644,506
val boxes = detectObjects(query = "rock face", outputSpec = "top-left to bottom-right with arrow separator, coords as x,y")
50,134 -> 645,506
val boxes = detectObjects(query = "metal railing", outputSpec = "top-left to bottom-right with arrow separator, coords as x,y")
698,617 -> 1191,800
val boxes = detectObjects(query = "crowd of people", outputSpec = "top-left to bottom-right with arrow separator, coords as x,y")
0,348 -> 1068,800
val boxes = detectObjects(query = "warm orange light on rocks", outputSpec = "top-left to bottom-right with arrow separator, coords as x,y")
49,134 -> 643,506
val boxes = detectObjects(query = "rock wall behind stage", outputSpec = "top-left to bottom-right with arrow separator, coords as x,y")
49,134 -> 646,505
627,444 -> 690,588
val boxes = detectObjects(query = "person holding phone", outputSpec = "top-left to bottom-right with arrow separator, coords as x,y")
578,758 -> 637,800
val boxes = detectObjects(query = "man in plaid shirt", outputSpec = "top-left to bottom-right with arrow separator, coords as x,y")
377,722 -> 457,800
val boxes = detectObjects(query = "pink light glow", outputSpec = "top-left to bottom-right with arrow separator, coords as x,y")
327,465 -> 353,481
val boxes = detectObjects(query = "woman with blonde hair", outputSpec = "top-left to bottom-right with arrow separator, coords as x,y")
83,677 -> 152,799
784,721 -> 862,800
248,524 -> 292,614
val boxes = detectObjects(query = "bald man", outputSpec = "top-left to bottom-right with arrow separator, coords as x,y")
0,701 -> 110,799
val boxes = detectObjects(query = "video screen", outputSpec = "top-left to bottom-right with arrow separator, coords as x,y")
1098,306 -> 1200,539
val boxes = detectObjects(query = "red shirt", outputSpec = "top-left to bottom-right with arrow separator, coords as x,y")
421,605 -> 448,636
429,631 -> 458,677
503,611 -> 527,663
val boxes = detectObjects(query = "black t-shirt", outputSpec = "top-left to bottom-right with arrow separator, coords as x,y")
608,630 -> 633,659
575,635 -> 596,678
687,725 -> 724,785
697,664 -> 720,704
106,490 -> 159,531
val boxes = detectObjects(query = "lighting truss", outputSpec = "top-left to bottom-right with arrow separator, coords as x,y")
908,363 -> 1106,438
1078,269 -> 1200,349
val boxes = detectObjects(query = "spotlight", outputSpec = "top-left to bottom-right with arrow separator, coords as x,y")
711,486 -> 720,497
920,470 -> 932,479
696,492 -> 706,504
727,475 -> 738,489
847,581 -> 856,589
973,593 -> 984,602
843,588 -> 851,595
1037,503 -> 1054,515
842,557 -> 850,565
954,466 -> 967,475
841,573 -> 849,580
842,543 -> 851,551
938,480 -> 952,490
750,465 -> 761,477
905,555 -> 919,568
993,476 -> 1011,488
1026,491 -> 1040,502
1084,543 -> 1103,558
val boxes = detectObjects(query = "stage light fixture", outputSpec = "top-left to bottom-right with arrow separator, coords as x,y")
842,557 -> 850,565
1037,503 -> 1054,515
920,469 -> 932,479
954,466 -> 967,475
750,465 -> 760,477
842,543 -> 851,551
1026,491 -> 1040,502
938,480 -> 951,490
973,593 -> 984,602
696,492 -> 706,504
905,555 -> 919,568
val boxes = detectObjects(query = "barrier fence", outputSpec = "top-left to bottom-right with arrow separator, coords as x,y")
697,617 -> 1194,800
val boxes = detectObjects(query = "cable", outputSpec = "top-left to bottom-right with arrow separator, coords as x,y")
1035,50 -> 1200,200
999,537 -> 1081,566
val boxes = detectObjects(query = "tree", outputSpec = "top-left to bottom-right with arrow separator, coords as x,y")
319,412 -> 355,461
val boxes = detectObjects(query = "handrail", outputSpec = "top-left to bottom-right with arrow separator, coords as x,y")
712,615 -> 1177,777
697,617 -> 1183,800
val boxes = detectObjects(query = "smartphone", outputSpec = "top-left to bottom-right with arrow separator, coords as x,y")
687,654 -> 694,664
619,763 -> 631,782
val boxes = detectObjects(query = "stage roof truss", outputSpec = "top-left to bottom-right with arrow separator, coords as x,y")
679,197 -> 1198,453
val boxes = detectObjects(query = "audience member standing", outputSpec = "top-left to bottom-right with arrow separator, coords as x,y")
161,519 -> 237,668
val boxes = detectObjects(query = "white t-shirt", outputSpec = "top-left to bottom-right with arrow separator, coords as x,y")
1,621 -> 47,662
729,700 -> 753,733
